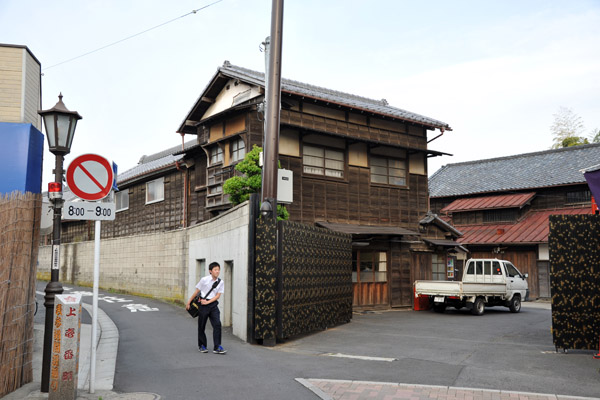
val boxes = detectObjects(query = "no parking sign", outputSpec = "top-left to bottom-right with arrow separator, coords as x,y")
66,154 -> 113,201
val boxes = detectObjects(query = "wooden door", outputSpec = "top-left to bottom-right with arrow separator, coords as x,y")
352,250 -> 389,307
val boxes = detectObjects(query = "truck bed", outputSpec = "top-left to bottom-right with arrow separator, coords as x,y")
414,280 -> 507,298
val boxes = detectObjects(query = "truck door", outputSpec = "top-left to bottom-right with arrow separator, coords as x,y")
503,261 -> 528,293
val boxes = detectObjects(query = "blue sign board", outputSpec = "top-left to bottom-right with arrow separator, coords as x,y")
0,122 -> 44,194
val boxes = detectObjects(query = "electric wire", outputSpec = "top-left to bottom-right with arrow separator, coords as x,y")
42,0 -> 223,72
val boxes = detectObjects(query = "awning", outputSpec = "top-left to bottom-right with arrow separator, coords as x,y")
441,192 -> 536,213
315,221 -> 419,236
423,238 -> 469,253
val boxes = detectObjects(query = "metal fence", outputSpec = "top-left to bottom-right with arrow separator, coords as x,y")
254,215 -> 352,342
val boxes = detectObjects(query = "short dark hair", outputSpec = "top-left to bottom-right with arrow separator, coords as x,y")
209,262 -> 220,271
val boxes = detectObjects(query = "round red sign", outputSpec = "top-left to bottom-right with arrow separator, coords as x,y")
66,154 -> 114,201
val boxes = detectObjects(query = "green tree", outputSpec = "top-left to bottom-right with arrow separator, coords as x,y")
590,128 -> 600,143
223,144 -> 289,220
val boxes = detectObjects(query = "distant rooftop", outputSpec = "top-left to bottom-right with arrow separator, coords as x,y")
429,143 -> 600,198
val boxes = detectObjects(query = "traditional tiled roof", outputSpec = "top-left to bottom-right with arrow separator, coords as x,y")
429,143 -> 600,198
457,207 -> 592,245
117,140 -> 197,185
220,62 -> 451,131
178,61 -> 451,134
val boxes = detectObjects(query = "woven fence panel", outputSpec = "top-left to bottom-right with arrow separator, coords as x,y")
0,191 -> 41,396
279,221 -> 352,339
549,214 -> 600,351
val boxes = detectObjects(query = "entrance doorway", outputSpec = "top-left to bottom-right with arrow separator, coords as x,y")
223,260 -> 233,327
352,250 -> 389,307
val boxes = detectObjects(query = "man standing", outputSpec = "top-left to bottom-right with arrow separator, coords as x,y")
186,262 -> 227,354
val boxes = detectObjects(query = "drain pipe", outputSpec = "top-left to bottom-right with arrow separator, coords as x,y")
427,127 -> 445,144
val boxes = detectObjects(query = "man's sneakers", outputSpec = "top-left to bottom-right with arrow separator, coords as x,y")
199,345 -> 208,353
213,345 -> 227,354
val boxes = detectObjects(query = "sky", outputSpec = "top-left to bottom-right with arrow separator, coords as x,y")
2,0 -> 599,188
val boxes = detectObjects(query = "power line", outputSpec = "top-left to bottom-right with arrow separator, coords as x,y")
42,0 -> 223,71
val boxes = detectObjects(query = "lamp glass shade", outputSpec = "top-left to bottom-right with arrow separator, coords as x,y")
66,119 -> 78,150
43,114 -> 57,149
56,113 -> 72,148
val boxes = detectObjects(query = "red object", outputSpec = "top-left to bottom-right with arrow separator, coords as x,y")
594,335 -> 600,359
441,193 -> 536,213
66,153 -> 113,201
48,182 -> 61,192
592,196 -> 598,214
456,207 -> 593,245
413,286 -> 430,311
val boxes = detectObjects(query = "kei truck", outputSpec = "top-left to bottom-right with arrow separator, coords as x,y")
414,258 -> 529,315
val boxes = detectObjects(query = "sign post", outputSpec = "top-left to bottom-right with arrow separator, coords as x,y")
65,154 -> 115,394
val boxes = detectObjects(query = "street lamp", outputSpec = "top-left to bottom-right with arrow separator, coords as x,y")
38,93 -> 81,392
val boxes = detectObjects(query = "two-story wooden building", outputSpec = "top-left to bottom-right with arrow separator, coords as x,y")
55,61 -> 460,309
429,144 -> 600,299
176,61 -> 458,308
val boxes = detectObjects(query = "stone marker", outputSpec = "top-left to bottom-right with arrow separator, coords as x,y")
49,293 -> 82,400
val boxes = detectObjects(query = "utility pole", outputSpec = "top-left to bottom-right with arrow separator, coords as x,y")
260,0 -> 283,221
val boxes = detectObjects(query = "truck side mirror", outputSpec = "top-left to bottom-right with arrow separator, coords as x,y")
523,273 -> 529,279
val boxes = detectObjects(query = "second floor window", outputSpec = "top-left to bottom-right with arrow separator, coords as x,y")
566,190 -> 591,205
231,138 -> 246,162
370,156 -> 406,186
303,145 -> 344,178
146,177 -> 164,204
210,146 -> 223,165
115,189 -> 129,212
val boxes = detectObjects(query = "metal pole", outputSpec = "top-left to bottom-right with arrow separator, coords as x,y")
41,154 -> 65,392
90,220 -> 101,393
262,0 -> 284,221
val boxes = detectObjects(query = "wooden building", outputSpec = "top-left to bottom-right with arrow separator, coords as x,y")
429,144 -> 600,299
176,61 -> 458,308
56,61 -> 460,309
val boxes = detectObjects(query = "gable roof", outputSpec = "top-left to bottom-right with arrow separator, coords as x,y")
178,61 -> 452,134
429,143 -> 600,198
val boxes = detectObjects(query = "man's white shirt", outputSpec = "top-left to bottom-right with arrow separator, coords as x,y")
196,275 -> 224,300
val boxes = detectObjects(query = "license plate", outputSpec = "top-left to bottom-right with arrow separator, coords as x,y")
434,296 -> 445,303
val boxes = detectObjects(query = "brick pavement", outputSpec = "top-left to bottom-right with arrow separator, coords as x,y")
296,379 -> 600,400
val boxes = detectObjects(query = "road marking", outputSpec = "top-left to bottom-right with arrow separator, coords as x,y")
322,353 -> 397,362
121,304 -> 159,312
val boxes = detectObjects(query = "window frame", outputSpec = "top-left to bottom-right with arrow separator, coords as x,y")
209,146 -> 224,166
369,155 -> 407,187
231,138 -> 246,163
145,177 -> 165,205
302,144 -> 346,179
115,189 -> 129,212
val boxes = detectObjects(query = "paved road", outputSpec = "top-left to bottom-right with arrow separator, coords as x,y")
33,282 -> 600,399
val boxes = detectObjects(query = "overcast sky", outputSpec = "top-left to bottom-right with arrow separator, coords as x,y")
2,0 -> 599,188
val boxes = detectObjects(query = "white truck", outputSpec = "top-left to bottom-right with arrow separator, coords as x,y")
414,258 -> 529,315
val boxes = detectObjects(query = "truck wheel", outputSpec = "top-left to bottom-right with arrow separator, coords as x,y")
433,304 -> 446,313
471,297 -> 485,316
509,295 -> 521,313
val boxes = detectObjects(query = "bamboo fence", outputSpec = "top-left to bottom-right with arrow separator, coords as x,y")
0,191 -> 41,397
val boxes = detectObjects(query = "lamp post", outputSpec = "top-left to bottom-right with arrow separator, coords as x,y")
38,93 -> 82,392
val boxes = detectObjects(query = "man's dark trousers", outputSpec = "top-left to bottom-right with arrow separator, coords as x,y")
198,301 -> 221,350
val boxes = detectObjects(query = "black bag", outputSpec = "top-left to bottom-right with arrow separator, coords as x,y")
187,278 -> 221,318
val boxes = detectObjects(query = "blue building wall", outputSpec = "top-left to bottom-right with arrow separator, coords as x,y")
0,122 -> 44,194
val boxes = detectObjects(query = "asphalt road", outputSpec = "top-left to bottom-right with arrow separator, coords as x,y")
35,282 -> 600,399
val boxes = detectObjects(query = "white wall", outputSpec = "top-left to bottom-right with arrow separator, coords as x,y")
187,202 -> 249,342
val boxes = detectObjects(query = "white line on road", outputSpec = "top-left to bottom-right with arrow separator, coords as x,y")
322,353 -> 397,362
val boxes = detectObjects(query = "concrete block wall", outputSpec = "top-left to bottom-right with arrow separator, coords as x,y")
37,201 -> 250,341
